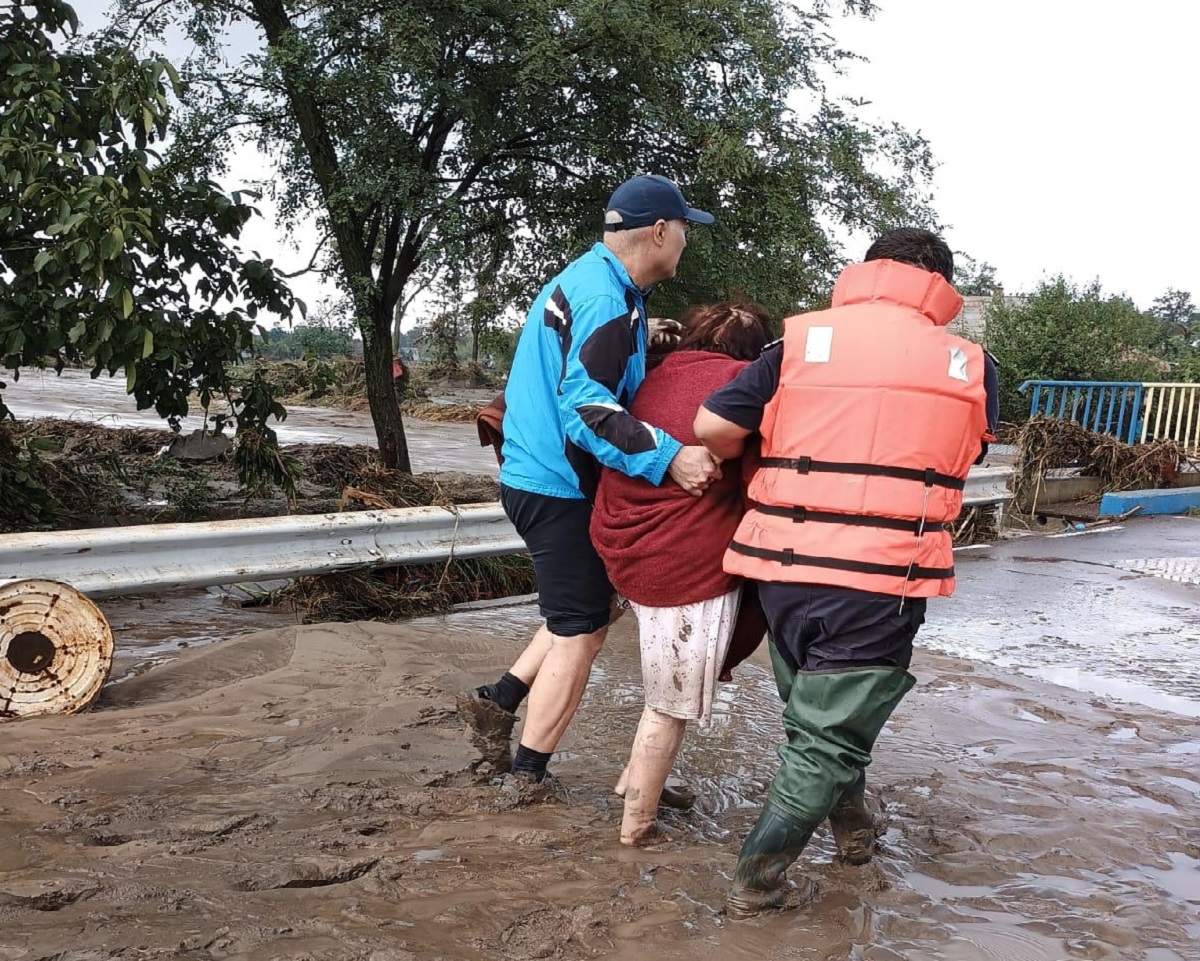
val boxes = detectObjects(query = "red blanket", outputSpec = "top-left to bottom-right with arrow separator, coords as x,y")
590,350 -> 752,608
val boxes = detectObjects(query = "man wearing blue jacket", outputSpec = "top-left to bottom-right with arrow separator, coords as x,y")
461,175 -> 721,785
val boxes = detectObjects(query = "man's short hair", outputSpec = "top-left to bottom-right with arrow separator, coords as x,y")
864,228 -> 954,283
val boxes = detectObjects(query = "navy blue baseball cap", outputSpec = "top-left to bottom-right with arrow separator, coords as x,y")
604,175 -> 715,231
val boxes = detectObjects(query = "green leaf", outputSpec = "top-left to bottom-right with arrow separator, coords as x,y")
122,288 -> 134,319
126,365 -> 137,393
142,328 -> 154,358
100,227 -> 125,260
68,321 -> 87,343
33,250 -> 52,272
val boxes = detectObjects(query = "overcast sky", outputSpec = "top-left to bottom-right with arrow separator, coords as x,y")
833,1 -> 1196,307
72,0 -> 1196,314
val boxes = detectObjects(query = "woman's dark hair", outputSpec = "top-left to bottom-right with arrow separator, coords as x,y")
677,302 -> 774,361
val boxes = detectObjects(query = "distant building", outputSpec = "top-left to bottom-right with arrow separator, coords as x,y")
948,293 -> 1027,346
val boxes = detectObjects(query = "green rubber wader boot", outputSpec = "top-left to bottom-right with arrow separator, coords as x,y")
725,801 -> 818,920
767,664 -> 916,826
828,769 -> 877,865
729,658 -> 916,912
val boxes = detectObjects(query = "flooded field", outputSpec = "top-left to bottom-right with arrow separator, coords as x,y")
2,367 -> 497,475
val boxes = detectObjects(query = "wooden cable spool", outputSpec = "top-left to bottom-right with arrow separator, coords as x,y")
0,579 -> 113,721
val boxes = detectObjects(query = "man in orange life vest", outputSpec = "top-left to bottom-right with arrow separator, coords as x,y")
694,228 -> 998,919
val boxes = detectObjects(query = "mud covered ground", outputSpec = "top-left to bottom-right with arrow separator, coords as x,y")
2,604 -> 1197,961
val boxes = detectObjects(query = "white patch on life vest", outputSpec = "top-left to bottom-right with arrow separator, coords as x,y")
948,347 -> 969,382
804,326 -> 833,363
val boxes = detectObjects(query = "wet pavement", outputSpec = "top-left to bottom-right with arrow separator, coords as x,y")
2,367 -> 496,475
933,514 -> 1200,716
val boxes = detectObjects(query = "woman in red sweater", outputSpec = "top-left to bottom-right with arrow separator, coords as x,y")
590,302 -> 773,845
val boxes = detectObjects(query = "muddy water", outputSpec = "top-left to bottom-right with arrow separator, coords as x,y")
437,605 -> 1200,960
5,416 -> 1200,961
1,599 -> 1198,959
3,366 -> 497,475
102,590 -> 302,680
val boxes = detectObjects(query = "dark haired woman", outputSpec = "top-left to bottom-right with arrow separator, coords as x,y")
589,302 -> 774,845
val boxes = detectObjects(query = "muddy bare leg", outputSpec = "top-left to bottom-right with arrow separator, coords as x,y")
620,706 -> 686,845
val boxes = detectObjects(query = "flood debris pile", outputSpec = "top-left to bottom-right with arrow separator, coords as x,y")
283,467 -> 529,621
1012,417 -> 1187,509
399,401 -> 484,424
1,419 -> 163,532
223,358 -> 497,416
950,505 -> 999,546
336,464 -> 498,510
282,555 -> 536,622
0,420 -> 498,535
226,357 -> 371,411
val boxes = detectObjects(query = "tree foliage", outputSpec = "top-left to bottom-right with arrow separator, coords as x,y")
986,277 -> 1162,423
1148,287 -> 1197,358
0,0 -> 301,511
954,253 -> 1000,297
1149,288 -> 1197,331
114,0 -> 937,471
261,321 -> 356,359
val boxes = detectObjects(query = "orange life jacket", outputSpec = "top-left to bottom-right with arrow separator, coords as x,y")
724,259 -> 992,598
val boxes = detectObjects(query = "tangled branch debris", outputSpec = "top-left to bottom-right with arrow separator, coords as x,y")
951,506 -> 999,546
400,401 -> 484,424
283,555 -> 535,622
1012,417 -> 1185,510
283,463 -> 514,621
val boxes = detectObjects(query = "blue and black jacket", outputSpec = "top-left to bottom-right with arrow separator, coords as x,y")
499,243 -> 682,500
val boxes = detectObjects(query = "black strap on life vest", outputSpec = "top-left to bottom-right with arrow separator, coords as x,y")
749,503 -> 946,535
758,457 -> 965,492
728,541 -> 955,580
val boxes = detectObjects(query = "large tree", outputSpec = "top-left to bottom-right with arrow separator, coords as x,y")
113,0 -> 936,472
0,1 -> 300,491
1149,288 -> 1197,329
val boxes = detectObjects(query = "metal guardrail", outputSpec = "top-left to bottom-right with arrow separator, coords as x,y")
1019,380 -> 1200,450
0,470 -> 1013,599
0,503 -> 525,599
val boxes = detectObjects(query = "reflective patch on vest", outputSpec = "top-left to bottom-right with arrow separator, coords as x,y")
948,347 -> 969,382
804,326 -> 833,363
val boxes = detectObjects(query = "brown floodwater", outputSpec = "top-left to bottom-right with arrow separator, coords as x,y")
26,509 -> 1192,960
1,594 -> 1197,959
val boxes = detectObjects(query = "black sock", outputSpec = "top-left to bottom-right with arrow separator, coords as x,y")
510,744 -> 552,781
489,672 -> 530,714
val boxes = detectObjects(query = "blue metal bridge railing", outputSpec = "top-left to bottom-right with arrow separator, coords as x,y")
1019,380 -> 1200,450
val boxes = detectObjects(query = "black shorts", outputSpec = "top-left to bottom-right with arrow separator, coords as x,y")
757,582 -> 926,673
500,485 -> 614,637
